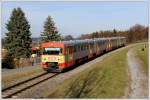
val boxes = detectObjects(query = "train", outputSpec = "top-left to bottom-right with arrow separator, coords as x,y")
31,46 -> 41,56
40,37 -> 126,72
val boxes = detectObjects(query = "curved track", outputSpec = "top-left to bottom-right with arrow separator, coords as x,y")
2,72 -> 58,98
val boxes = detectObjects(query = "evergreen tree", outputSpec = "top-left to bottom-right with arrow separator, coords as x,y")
5,7 -> 32,59
113,29 -> 117,36
41,16 -> 61,42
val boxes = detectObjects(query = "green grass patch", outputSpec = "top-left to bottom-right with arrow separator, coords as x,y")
48,47 -> 130,98
132,42 -> 148,74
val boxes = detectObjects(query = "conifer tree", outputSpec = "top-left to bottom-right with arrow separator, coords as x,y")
113,29 -> 117,36
41,16 -> 61,42
5,7 -> 32,59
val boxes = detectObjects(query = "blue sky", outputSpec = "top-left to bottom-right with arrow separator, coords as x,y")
2,1 -> 149,38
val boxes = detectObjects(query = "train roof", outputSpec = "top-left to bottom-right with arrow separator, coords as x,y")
41,36 -> 126,47
59,36 -> 126,46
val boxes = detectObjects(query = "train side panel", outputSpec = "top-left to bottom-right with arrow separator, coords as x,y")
41,37 -> 126,72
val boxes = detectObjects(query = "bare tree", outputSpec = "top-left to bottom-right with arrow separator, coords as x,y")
62,35 -> 74,41
128,24 -> 146,42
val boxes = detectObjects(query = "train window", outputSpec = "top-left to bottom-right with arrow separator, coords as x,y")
42,47 -> 62,55
66,46 -> 73,54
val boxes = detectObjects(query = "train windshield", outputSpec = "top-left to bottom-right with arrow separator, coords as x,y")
42,47 -> 62,55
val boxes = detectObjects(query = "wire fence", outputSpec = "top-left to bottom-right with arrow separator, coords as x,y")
17,57 -> 41,68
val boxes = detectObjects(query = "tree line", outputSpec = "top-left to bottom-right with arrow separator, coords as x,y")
62,25 -> 148,43
76,24 -> 148,43
2,7 -> 148,68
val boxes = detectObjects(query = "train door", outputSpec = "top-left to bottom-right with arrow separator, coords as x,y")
96,41 -> 100,55
88,42 -> 93,58
108,38 -> 112,51
106,39 -> 109,51
66,46 -> 74,67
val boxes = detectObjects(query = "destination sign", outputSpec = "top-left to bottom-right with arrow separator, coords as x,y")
45,48 -> 60,51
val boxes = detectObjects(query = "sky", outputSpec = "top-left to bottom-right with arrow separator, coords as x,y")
2,1 -> 149,38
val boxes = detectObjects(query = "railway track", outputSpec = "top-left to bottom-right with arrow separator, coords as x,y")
2,72 -> 58,98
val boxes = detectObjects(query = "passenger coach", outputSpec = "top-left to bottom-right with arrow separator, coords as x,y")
41,37 -> 126,72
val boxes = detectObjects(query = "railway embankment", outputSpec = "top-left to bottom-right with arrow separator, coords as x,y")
48,42 -> 148,98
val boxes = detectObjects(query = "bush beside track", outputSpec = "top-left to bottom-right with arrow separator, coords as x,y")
48,42 -> 148,98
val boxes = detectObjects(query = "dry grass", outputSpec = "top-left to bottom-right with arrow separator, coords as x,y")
2,66 -> 44,89
133,42 -> 148,74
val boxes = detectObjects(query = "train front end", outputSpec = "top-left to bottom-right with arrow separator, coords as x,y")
41,42 -> 65,72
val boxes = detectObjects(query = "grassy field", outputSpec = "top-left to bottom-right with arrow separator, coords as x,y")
48,47 -> 130,98
132,42 -> 148,74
